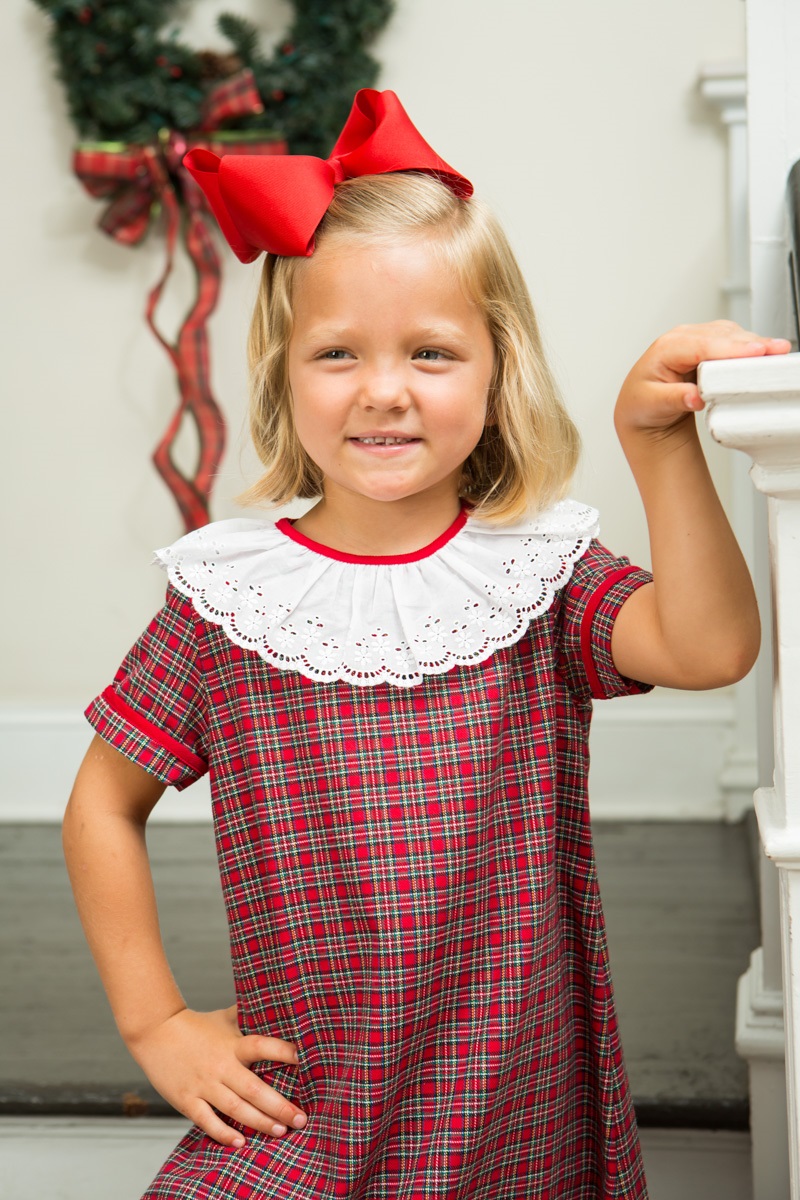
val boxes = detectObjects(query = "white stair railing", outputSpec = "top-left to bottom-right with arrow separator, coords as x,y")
700,351 -> 800,1198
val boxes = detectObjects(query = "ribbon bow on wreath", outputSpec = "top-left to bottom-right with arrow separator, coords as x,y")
32,0 -> 396,532
73,70 -> 285,532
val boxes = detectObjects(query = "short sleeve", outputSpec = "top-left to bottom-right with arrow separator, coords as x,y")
555,539 -> 655,702
85,584 -> 208,790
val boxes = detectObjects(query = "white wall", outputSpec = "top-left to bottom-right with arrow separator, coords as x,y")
3,0 -> 745,803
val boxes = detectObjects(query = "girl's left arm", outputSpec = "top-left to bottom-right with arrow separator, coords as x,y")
610,320 -> 791,690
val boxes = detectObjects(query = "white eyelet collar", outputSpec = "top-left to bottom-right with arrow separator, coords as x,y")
154,499 -> 599,689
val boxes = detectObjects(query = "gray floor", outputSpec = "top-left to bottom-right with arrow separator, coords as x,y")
594,820 -> 757,1127
0,820 -> 759,1126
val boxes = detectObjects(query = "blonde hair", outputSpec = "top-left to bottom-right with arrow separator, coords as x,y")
241,172 -> 580,524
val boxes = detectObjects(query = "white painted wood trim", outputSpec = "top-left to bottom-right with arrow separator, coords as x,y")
701,349 -> 800,1195
755,787 -> 800,1189
700,350 -> 800,397
0,1119 -> 753,1200
698,62 -> 749,317
0,693 -> 736,824
0,709 -> 212,823
736,948 -> 785,1061
736,955 -> 790,1200
588,693 -> 738,821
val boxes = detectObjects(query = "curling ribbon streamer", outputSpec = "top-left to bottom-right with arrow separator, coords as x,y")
73,70 -> 286,531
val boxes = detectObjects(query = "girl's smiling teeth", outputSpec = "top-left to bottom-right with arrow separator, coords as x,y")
351,435 -> 420,445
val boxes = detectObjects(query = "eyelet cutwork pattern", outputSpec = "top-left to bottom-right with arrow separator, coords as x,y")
155,500 -> 600,688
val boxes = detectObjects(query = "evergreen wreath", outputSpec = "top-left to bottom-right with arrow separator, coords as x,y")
31,0 -> 395,531
32,0 -> 395,155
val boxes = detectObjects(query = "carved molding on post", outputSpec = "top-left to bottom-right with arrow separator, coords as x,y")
698,63 -> 748,323
700,351 -> 800,1197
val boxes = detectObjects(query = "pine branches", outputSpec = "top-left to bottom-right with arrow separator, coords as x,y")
30,0 -> 395,154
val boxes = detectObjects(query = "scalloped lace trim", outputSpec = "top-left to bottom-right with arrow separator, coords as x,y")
154,499 -> 599,689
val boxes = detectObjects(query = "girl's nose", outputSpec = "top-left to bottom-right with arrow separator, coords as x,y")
359,366 -> 410,410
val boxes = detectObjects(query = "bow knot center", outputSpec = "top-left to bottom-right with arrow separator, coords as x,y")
328,157 -> 347,185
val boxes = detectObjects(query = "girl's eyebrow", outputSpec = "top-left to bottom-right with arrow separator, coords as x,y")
414,324 -> 471,345
297,326 -> 352,343
297,323 -> 472,345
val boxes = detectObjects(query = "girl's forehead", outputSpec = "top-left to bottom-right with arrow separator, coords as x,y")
292,236 -> 474,315
305,233 -> 435,273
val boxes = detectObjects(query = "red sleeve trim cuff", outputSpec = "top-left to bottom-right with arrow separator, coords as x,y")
99,685 -> 207,776
578,566 -> 642,697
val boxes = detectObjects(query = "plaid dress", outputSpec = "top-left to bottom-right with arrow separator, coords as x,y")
86,501 -> 653,1200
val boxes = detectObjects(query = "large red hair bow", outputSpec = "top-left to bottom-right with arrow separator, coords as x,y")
183,89 -> 473,261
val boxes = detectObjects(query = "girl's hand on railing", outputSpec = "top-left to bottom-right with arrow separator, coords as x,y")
608,320 -> 787,689
614,320 -> 791,442
126,1003 -> 308,1148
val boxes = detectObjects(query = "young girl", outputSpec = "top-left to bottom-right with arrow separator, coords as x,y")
64,89 -> 787,1199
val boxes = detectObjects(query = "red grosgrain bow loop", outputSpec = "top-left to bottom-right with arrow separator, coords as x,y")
183,88 -> 473,260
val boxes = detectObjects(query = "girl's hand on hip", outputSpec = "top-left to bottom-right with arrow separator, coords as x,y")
615,320 -> 791,440
127,1004 -> 308,1148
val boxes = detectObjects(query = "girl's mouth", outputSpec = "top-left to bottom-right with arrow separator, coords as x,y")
349,437 -> 422,453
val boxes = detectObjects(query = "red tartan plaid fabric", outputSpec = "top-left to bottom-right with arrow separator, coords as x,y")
85,537 -> 653,1199
199,69 -> 265,130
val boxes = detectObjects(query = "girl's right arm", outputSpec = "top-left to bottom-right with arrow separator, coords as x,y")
63,734 -> 308,1146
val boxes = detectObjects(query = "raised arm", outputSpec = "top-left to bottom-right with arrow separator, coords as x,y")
609,321 -> 790,690
63,735 -> 307,1146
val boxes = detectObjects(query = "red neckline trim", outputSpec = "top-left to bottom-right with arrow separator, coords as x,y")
275,504 -> 470,565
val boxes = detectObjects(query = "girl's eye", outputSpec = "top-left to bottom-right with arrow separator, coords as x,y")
416,348 -> 447,362
320,348 -> 351,360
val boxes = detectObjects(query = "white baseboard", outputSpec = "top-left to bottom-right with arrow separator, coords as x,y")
0,1117 -> 190,1200
637,1128 -> 752,1200
0,691 -> 740,824
0,709 -> 212,823
0,1119 -> 752,1200
588,691 -> 741,820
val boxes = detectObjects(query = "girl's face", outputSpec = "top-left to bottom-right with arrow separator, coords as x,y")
287,236 -> 495,512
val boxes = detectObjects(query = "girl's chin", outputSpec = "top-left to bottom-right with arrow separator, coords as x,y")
350,488 -> 424,504
331,479 -> 438,505
321,465 -> 462,505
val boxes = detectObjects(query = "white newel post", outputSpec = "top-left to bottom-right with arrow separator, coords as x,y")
700,354 -> 800,1198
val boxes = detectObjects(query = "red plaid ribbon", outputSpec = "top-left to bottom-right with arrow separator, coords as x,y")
198,69 -> 267,131
73,70 -> 287,532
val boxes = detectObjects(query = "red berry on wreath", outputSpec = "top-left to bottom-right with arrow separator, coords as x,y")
170,66 -> 183,78
271,89 -> 286,101
281,42 -> 295,55
156,55 -> 168,67
77,6 -> 92,23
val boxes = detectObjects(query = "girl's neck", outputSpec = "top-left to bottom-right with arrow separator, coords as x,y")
291,490 -> 466,557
